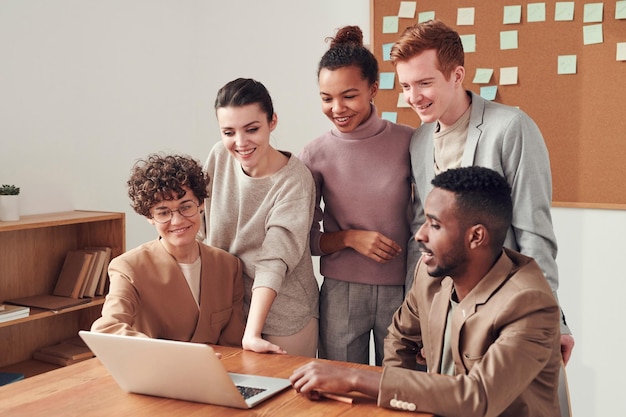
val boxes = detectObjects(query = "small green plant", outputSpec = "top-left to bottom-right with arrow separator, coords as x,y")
0,184 -> 20,195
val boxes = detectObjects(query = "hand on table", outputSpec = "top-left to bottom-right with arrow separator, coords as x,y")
242,334 -> 287,355
290,361 -> 380,400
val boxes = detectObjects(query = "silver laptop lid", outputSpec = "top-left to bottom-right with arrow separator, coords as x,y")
78,331 -> 290,409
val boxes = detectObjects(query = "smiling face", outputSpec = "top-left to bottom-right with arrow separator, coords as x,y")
148,186 -> 202,256
395,49 -> 466,129
415,187 -> 469,278
216,103 -> 277,177
318,65 -> 377,133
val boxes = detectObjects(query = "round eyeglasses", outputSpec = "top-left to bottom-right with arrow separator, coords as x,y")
151,202 -> 201,224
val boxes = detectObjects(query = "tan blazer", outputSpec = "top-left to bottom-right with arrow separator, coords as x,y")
381,248 -> 561,417
92,239 -> 245,347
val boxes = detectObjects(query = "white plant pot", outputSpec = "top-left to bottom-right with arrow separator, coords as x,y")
0,195 -> 20,221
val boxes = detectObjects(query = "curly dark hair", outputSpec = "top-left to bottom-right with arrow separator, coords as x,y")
127,153 -> 208,217
431,166 -> 512,249
318,25 -> 378,86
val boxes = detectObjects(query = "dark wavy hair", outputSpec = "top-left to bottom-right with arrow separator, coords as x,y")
127,153 -> 208,217
318,25 -> 378,86
214,78 -> 274,123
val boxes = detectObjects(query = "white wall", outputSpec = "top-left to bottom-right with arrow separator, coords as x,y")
0,1 -> 624,415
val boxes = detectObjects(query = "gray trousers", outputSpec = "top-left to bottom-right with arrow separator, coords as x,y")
318,278 -> 404,366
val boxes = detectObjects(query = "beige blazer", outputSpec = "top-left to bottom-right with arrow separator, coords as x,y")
92,239 -> 245,347
381,248 -> 561,417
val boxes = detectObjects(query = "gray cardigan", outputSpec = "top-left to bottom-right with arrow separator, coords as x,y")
407,91 -> 568,333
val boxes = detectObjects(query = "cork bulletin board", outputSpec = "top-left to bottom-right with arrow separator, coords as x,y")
371,0 -> 626,208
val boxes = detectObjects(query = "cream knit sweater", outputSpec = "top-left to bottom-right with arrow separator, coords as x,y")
203,142 -> 319,336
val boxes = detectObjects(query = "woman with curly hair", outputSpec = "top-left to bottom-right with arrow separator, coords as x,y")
92,153 -> 245,346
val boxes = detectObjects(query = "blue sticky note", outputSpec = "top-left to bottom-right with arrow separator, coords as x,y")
382,43 -> 394,61
480,85 -> 498,101
383,16 -> 399,33
617,1 -> 626,19
460,34 -> 476,53
583,23 -> 603,45
418,11 -> 435,22
379,72 -> 395,89
583,3 -> 603,23
381,112 -> 398,123
500,30 -> 518,50
555,2 -> 575,21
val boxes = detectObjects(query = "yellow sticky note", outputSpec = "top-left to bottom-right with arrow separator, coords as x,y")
583,3 -> 603,23
473,68 -> 494,84
398,1 -> 417,19
527,3 -> 546,22
397,93 -> 410,108
616,1 -> 626,19
555,2 -> 575,21
503,5 -> 522,24
583,24 -> 603,45
499,67 -> 519,85
557,55 -> 577,74
500,30 -> 519,50
457,7 -> 475,26
617,43 -> 626,61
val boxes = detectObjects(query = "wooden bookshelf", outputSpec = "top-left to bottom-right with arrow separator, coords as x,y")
0,210 -> 125,377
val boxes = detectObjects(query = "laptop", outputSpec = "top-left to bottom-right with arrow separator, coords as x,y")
78,331 -> 291,409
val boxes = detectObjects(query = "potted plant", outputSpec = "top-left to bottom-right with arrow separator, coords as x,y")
0,184 -> 21,221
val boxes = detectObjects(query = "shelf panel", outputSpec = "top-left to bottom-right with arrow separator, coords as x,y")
0,297 -> 105,330
0,210 -> 123,232
0,210 -> 124,377
0,359 -> 60,378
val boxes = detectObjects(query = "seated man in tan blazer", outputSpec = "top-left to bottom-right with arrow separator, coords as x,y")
290,166 -> 562,416
92,153 -> 245,346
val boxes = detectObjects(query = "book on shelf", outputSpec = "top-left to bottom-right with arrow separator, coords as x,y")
5,246 -> 112,311
33,351 -> 92,367
82,247 -> 112,298
33,337 -> 94,367
52,250 -> 95,299
85,246 -> 112,296
63,334 -> 91,348
39,341 -> 94,361
0,304 -> 30,323
6,294 -> 91,311
78,249 -> 100,298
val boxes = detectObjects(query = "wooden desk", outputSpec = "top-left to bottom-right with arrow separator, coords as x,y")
0,346 -> 432,416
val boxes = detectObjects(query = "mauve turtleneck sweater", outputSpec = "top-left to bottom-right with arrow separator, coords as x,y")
299,106 -> 414,285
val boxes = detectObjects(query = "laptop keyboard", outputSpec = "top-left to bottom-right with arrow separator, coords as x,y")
237,385 -> 267,399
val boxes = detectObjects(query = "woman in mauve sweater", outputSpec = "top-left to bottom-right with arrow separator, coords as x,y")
298,26 -> 414,366
203,78 -> 319,357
